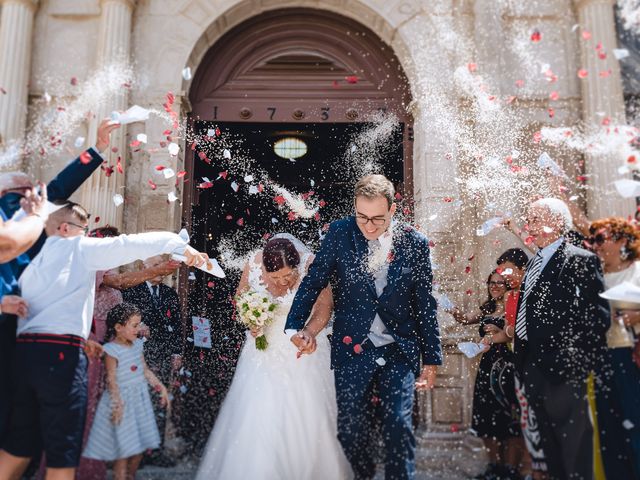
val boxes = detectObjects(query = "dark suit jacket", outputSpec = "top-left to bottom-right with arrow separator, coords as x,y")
514,241 -> 610,384
285,217 -> 442,376
122,282 -> 183,361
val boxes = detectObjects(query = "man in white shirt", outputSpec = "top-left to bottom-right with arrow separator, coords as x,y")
0,202 -> 209,480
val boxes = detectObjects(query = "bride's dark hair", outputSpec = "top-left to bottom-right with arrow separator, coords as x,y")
262,238 -> 300,272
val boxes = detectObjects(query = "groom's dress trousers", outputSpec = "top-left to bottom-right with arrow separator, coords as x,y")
514,240 -> 610,480
286,217 -> 441,480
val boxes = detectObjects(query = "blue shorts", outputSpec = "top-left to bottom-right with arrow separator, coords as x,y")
2,334 -> 88,468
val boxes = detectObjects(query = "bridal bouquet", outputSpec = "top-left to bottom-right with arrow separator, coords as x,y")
235,290 -> 278,350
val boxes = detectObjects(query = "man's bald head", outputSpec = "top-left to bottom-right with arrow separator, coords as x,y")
0,172 -> 33,197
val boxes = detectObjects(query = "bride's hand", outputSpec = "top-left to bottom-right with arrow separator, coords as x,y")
250,327 -> 260,338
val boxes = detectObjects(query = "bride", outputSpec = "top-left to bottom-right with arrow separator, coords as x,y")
195,234 -> 352,480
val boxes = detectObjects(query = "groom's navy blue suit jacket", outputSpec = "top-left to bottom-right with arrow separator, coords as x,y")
286,216 -> 442,376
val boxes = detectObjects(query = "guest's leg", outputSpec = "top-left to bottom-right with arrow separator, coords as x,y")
376,352 -> 416,480
541,379 -> 592,480
112,459 -> 127,480
38,347 -> 88,471
0,317 -> 17,443
44,467 -> 75,480
334,357 -> 378,480
126,453 -> 143,480
0,450 -> 31,479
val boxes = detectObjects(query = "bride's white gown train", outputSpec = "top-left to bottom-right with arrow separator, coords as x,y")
195,248 -> 352,480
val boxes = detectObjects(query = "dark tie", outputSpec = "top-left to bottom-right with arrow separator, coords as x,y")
515,251 -> 544,341
151,285 -> 160,309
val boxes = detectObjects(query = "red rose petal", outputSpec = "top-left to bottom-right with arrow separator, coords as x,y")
130,365 -> 138,372
273,195 -> 286,206
353,344 -> 363,354
218,171 -> 228,180
582,30 -> 591,40
549,91 -> 559,101
177,170 -> 187,178
207,281 -> 215,288
236,218 -> 244,226
148,179 -> 157,190
467,63 -> 477,72
116,156 -> 123,174
548,107 -> 555,118
342,336 -> 353,345
577,69 -> 588,79
94,216 -> 100,223
530,30 -> 542,42
70,77 -> 78,86
345,75 -> 358,84
155,165 -> 165,171
59,352 -> 64,361
79,151 -> 92,165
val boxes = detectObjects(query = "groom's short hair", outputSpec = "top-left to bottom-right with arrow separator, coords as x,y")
354,174 -> 395,209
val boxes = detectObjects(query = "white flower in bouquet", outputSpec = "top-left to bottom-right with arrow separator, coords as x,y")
235,290 -> 278,350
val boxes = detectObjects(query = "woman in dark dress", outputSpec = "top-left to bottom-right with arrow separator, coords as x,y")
451,270 -> 521,479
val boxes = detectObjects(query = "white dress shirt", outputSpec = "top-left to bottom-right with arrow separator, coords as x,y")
18,232 -> 188,339
538,236 -> 564,271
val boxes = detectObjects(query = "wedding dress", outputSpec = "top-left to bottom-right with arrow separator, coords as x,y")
195,234 -> 352,480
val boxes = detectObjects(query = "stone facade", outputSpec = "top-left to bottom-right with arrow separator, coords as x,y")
0,0 -> 632,472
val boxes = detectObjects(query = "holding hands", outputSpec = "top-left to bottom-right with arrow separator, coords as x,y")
1,295 -> 28,317
291,329 -> 317,355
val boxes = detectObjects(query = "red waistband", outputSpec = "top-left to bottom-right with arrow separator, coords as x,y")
17,333 -> 86,348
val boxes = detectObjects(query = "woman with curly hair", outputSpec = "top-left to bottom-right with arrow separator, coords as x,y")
588,217 -> 640,479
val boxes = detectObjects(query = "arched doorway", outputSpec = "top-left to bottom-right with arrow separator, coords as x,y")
176,7 -> 414,453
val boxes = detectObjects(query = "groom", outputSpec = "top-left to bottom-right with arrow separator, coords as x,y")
286,174 -> 441,480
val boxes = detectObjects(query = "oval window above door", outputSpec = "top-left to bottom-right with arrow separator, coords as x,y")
273,137 -> 308,159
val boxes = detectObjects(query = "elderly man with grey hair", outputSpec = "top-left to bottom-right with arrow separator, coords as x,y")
513,197 -> 610,479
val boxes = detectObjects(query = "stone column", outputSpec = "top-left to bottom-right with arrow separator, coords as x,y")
79,0 -> 135,229
575,0 -> 634,219
0,0 -> 38,148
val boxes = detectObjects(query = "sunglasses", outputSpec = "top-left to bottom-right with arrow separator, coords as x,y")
488,281 -> 507,286
66,222 -> 89,234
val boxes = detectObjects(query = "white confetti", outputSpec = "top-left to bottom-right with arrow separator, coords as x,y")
375,357 -> 387,366
248,185 -> 259,195
223,149 -> 231,159
168,142 -> 180,156
112,193 -> 124,207
350,144 -> 357,153
207,128 -> 215,137
74,136 -> 85,148
188,272 -> 196,280
182,67 -> 192,80
163,168 -> 175,179
179,385 -> 188,394
429,214 -> 438,221
136,133 -> 147,144
502,268 -> 513,275
231,181 -> 239,192
613,48 -> 630,60
271,218 -> 279,224
244,175 -> 254,183
168,191 -> 178,202
542,226 -> 553,233
623,419 -> 635,430
43,91 -> 51,103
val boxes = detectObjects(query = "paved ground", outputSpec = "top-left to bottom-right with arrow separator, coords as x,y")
108,434 -> 487,479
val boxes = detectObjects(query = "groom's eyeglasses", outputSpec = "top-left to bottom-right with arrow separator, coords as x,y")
355,215 -> 387,226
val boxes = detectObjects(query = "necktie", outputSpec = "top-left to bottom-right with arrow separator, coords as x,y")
367,239 -> 392,347
515,251 -> 544,341
151,285 -> 160,309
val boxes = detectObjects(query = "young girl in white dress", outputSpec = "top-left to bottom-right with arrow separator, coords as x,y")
83,303 -> 170,480
195,235 -> 352,479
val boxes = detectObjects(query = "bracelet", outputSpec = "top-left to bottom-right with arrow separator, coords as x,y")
505,325 -> 514,339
